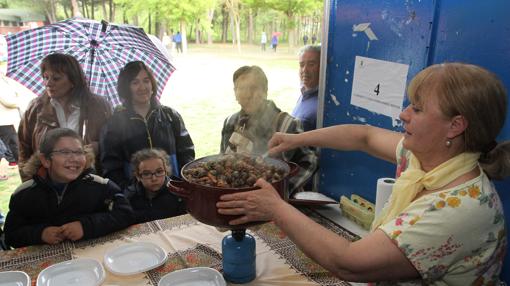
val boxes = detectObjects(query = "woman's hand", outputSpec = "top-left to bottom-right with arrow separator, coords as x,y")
61,221 -> 84,241
217,179 -> 285,225
41,226 -> 65,244
267,132 -> 301,156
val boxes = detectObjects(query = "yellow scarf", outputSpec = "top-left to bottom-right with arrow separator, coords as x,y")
371,151 -> 480,230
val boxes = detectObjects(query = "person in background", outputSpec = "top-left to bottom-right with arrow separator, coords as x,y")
221,65 -> 317,196
100,61 -> 195,189
124,148 -> 186,224
218,63 -> 509,284
271,34 -> 278,52
17,53 -> 112,181
4,128 -> 133,248
292,45 -> 321,132
174,31 -> 183,53
311,34 -> 317,44
260,31 -> 267,51
0,76 -> 22,167
302,34 -> 309,46
162,32 -> 172,51
0,138 -> 9,181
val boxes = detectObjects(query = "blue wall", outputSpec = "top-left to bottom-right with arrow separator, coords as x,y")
320,0 -> 510,282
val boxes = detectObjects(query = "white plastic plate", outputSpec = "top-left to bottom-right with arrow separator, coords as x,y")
158,267 -> 226,286
0,271 -> 30,286
104,241 -> 168,276
36,258 -> 105,286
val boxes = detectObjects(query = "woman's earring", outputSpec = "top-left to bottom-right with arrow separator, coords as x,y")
445,139 -> 452,147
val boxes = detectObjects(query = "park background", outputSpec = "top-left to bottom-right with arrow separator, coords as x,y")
0,0 -> 325,214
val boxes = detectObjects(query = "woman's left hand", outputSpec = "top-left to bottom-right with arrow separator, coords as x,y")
217,178 -> 285,225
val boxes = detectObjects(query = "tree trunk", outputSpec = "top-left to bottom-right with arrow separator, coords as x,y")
234,15 -> 241,52
71,0 -> 81,17
90,0 -> 94,19
63,2 -> 70,19
287,14 -> 296,48
44,0 -> 57,23
109,0 -> 114,21
81,0 -> 88,18
226,0 -> 241,52
180,21 -> 188,53
195,19 -> 200,44
248,9 -> 254,45
206,8 -> 214,45
148,13 -> 152,34
101,0 -> 107,20
221,4 -> 228,43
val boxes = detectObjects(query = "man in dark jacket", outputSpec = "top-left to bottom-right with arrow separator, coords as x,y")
4,128 -> 133,248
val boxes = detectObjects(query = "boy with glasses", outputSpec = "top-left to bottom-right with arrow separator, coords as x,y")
124,148 -> 186,224
3,128 -> 133,248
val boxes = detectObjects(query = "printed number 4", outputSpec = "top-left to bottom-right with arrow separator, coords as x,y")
374,84 -> 380,96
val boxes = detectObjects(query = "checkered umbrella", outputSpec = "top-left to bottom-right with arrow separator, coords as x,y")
6,17 -> 175,106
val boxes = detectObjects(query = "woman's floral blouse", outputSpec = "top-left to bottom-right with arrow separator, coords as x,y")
378,140 -> 507,285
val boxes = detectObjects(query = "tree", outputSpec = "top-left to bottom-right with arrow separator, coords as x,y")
224,0 -> 241,52
71,0 -> 81,17
265,0 -> 320,47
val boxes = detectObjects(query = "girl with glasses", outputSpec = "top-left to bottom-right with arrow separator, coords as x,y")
124,148 -> 186,224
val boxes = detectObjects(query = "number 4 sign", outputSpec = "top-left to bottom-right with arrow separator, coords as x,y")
350,56 -> 409,119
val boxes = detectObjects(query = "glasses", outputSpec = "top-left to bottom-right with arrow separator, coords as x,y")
139,169 -> 166,179
50,149 -> 86,158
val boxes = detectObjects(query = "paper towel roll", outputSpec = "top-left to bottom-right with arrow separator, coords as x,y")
375,178 -> 395,218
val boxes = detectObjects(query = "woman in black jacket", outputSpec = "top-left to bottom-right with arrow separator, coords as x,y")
124,148 -> 186,224
100,61 -> 195,188
4,128 -> 133,248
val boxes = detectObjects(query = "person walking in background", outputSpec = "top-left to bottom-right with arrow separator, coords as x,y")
260,32 -> 267,51
302,34 -> 309,46
292,45 -> 321,132
17,53 -> 112,181
271,34 -> 278,52
124,148 -> 186,224
311,34 -> 317,44
100,61 -> 195,189
162,32 -> 172,52
0,76 -> 22,167
0,138 -> 10,181
173,31 -> 183,53
4,128 -> 133,248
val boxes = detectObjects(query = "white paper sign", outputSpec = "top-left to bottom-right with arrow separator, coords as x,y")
351,56 -> 409,119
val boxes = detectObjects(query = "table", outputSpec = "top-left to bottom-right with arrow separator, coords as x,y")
0,207 -> 360,285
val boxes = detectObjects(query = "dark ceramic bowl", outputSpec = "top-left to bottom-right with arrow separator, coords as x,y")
168,154 -> 298,229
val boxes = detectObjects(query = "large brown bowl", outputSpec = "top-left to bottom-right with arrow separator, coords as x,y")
168,154 -> 298,229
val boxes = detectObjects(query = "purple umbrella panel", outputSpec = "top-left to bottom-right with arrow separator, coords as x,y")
6,17 -> 175,106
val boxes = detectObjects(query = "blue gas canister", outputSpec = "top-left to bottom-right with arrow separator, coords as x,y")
222,229 -> 256,283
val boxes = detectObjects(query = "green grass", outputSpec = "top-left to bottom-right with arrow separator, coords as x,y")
0,165 -> 21,216
0,43 -> 302,215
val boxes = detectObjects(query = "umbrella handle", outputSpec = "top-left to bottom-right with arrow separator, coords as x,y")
101,20 -> 108,33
